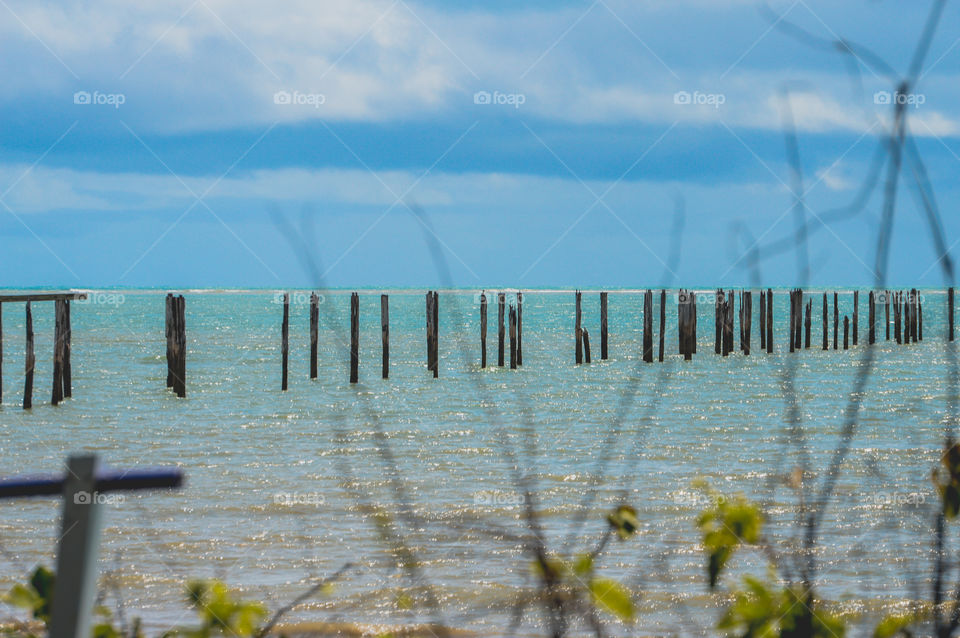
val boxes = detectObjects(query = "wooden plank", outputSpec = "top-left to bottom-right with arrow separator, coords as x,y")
868,291 -> 875,345
165,294 -> 173,388
0,293 -> 87,303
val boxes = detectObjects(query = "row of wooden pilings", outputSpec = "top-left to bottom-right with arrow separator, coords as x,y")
154,288 -> 958,395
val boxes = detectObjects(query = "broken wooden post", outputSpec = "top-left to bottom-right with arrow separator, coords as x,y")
381,294 -> 389,379
643,290 -> 653,363
950,287 -> 955,342
350,292 -> 359,384
868,291 -> 876,345
480,292 -> 487,369
575,290 -> 582,365
517,291 -> 523,366
723,291 -> 734,356
822,293 -> 828,350
600,292 -> 608,360
759,290 -> 766,351
766,288 -> 773,353
24,302 -> 34,410
509,304 -> 517,370
659,290 -> 666,362
582,328 -> 591,363
281,293 -> 289,391
498,292 -> 506,367
844,315 -> 849,349
310,292 -> 319,379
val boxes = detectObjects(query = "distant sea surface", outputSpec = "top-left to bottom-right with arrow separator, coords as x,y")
0,289 -> 953,635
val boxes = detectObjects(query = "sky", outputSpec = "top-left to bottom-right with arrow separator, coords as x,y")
2,0 -> 960,288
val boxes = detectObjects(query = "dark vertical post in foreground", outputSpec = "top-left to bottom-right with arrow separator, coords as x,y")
170,295 -> 186,398
766,288 -> 773,353
498,293 -> 505,367
480,292 -> 487,369
381,294 -> 389,379
52,300 -> 64,406
281,293 -> 289,391
868,291 -> 876,345
643,290 -> 653,363
804,300 -> 811,349
950,287 -> 955,342
62,300 -> 71,398
432,291 -> 439,378
349,292 -> 359,384
919,295 -> 923,341
714,289 -> 723,355
165,294 -> 173,388
509,305 -> 517,370
759,290 -> 766,351
310,292 -> 319,380
894,292 -> 902,344
582,329 -> 591,364
574,290 -> 582,365
24,302 -> 34,410
843,315 -> 849,350
822,293 -> 828,350
789,290 -> 796,354
743,291 -> 752,355
885,291 -> 891,340
600,292 -> 608,360
517,292 -> 523,366
658,290 -> 666,362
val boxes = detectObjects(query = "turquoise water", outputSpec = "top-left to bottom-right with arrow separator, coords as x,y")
0,289 -> 954,635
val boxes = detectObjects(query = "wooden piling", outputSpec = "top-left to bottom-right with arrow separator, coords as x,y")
912,289 -> 919,343
52,300 -> 64,406
833,292 -> 838,350
843,315 -> 849,350
24,302 -> 34,410
681,290 -> 694,361
281,293 -> 289,391
582,328 -> 591,364
517,291 -> 523,366
692,291 -> 697,354
894,292 -> 902,344
759,290 -> 766,351
499,292 -> 506,367
62,300 -> 71,399
381,294 -> 389,379
310,293 -> 319,379
868,291 -> 876,345
822,293 -> 828,350
432,291 -> 439,378
575,290 -> 582,365
426,291 -> 438,377
723,291 -> 734,356
885,291 -> 891,340
715,289 -> 723,355
794,290 -> 803,351
766,288 -> 773,353
658,290 -> 666,362
789,290 -> 796,353
643,290 -> 653,363
171,295 -> 186,398
509,304 -> 517,370
950,287 -> 955,342
600,292 -> 608,360
165,294 -> 173,388
804,299 -> 811,349
743,291 -> 752,355
350,292 -> 359,384
0,302 -> 3,403
480,292 -> 488,369
904,292 -> 911,345
853,291 -> 859,345
919,294 -> 923,341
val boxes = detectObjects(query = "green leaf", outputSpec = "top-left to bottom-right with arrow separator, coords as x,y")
874,612 -> 919,638
607,506 -> 639,540
589,578 -> 634,622
573,553 -> 593,576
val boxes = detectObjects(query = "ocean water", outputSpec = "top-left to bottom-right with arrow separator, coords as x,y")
0,289 -> 955,636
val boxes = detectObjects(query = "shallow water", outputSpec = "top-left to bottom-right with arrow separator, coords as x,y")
0,289 -> 953,635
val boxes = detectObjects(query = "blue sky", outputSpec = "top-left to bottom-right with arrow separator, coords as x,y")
2,0 -> 960,288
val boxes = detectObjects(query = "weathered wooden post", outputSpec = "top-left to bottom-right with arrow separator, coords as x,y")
281,293 -> 289,391
919,294 -> 923,341
24,302 -> 34,410
480,292 -> 488,368
804,299 -> 811,349
715,289 -> 723,355
498,292 -> 505,367
517,291 -> 523,366
600,292 -> 608,360
724,291 -> 735,356
509,304 -> 517,370
63,300 -> 72,399
643,290 -> 653,363
310,292 -> 319,379
766,288 -> 773,353
853,291 -> 859,346
904,292 -> 911,345
833,292 -> 839,350
743,291 -> 752,355
432,291 -> 439,378
885,291 -> 891,341
795,290 -> 803,351
175,296 -> 185,398
582,328 -> 591,363
381,294 -> 389,379
894,292 -> 902,344
52,300 -> 67,406
165,294 -> 173,388
843,315 -> 849,349
789,290 -> 796,354
950,287 -> 955,341
575,290 -> 583,365
759,290 -> 766,351
822,293 -> 828,350
692,291 -> 697,354
912,289 -> 919,342
659,290 -> 666,362
350,292 -> 359,384
868,291 -> 876,345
